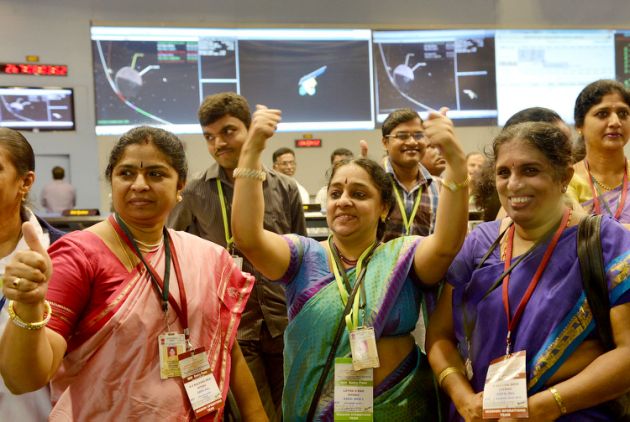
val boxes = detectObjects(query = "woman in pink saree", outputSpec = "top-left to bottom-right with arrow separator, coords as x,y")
0,126 -> 264,421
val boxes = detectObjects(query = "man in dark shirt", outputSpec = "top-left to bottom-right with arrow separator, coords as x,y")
168,92 -> 306,422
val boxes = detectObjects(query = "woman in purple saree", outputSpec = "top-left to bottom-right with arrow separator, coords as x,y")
428,122 -> 630,421
568,79 -> 630,228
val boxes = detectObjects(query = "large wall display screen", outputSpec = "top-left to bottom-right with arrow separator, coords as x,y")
373,30 -> 497,125
91,27 -> 373,135
616,31 -> 630,89
0,87 -> 75,130
495,30 -> 616,125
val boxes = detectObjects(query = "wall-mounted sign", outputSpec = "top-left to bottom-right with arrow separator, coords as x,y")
0,63 -> 68,76
295,138 -> 322,148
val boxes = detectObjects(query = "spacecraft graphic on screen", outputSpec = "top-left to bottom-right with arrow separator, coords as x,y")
298,65 -> 327,96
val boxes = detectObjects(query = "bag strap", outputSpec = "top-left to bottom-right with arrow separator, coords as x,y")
577,215 -> 615,350
305,258 -> 373,421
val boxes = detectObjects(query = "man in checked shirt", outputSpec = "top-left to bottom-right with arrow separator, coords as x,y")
168,92 -> 306,422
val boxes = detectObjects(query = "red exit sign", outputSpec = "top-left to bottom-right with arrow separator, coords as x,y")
295,138 -> 322,148
0,63 -> 68,76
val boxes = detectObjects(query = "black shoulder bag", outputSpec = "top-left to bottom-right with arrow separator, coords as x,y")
577,215 -> 630,421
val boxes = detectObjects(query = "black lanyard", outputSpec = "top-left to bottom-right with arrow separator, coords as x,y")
110,214 -> 189,336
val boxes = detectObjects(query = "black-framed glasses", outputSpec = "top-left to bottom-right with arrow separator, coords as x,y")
385,131 -> 425,141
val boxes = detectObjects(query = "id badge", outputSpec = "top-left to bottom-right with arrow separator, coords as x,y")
349,326 -> 380,371
482,350 -> 528,419
232,255 -> 243,271
158,332 -> 186,379
178,347 -> 224,418
334,357 -> 373,421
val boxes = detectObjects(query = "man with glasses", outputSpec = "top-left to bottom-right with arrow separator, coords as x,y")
272,147 -> 310,204
380,107 -> 447,418
381,108 -> 440,242
168,92 -> 306,422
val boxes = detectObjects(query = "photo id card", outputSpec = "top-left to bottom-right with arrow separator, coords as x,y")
334,357 -> 373,421
178,347 -> 223,419
158,332 -> 186,379
349,327 -> 380,371
482,350 -> 528,419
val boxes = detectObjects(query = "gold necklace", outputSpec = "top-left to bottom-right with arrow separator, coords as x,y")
591,174 -> 620,192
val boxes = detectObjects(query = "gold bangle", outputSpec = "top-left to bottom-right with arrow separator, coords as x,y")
7,300 -> 52,330
233,167 -> 266,181
441,176 -> 469,192
438,366 -> 464,387
549,387 -> 567,415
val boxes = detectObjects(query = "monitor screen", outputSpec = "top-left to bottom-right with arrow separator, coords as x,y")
615,30 -> 630,89
0,87 -> 75,130
372,30 -> 497,126
91,27 -> 373,135
495,30 -> 616,125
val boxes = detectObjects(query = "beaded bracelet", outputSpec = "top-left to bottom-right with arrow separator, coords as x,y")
8,300 -> 52,330
441,176 -> 469,192
549,387 -> 567,415
233,167 -> 266,181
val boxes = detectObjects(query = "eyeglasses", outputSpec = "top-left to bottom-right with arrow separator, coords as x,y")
385,132 -> 425,141
275,160 -> 296,167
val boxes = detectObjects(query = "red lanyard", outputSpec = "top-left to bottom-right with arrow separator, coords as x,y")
584,159 -> 628,220
109,215 -> 189,336
502,208 -> 571,355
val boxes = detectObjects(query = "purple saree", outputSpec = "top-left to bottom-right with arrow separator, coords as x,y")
447,217 -> 630,421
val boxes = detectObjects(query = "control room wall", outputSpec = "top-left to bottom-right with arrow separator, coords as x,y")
0,0 -> 627,211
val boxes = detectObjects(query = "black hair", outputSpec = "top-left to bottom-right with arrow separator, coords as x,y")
0,127 -> 35,176
272,147 -> 295,163
330,148 -> 353,164
198,92 -> 252,128
574,79 -> 630,128
504,107 -> 563,128
0,128 -> 35,215
105,126 -> 188,184
382,108 -> 422,137
491,121 -> 573,182
52,166 -> 65,180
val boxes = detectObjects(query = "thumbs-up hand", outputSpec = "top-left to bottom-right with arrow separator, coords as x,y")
423,107 -> 464,165
246,105 -> 282,151
3,222 -> 52,305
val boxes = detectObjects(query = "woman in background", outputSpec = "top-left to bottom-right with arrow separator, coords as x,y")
0,126 -> 264,421
0,127 -> 63,421
568,79 -> 630,225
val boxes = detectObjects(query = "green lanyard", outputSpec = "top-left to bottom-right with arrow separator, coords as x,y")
327,236 -> 377,332
216,179 -> 234,253
391,180 -> 425,236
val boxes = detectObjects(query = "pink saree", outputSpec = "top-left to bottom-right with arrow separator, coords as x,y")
46,229 -> 254,421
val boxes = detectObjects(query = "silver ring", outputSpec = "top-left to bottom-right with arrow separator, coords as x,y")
12,278 -> 21,288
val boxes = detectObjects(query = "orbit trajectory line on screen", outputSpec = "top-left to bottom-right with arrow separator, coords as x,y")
96,40 -> 172,125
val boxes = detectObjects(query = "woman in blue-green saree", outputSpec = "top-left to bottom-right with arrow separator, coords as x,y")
231,105 -> 469,421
